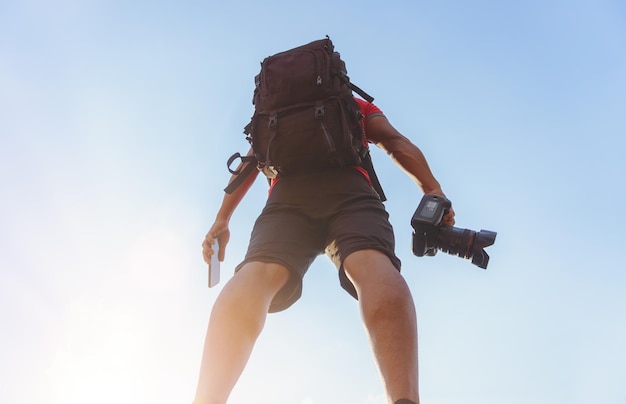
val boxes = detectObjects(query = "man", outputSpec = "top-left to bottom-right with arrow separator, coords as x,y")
194,97 -> 455,404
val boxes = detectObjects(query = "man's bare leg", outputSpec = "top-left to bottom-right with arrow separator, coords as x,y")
343,249 -> 420,404
193,262 -> 290,404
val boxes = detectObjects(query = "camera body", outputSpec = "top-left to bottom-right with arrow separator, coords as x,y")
411,194 -> 497,269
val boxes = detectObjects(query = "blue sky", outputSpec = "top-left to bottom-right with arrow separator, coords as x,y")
1,1 -> 625,403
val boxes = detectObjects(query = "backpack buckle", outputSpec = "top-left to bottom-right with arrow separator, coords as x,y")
259,162 -> 279,178
314,104 -> 325,119
268,114 -> 278,129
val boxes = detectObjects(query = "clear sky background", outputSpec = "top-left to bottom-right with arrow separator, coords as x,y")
1,1 -> 625,403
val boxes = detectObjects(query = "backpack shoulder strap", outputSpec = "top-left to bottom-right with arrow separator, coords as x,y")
360,151 -> 386,201
349,82 -> 374,103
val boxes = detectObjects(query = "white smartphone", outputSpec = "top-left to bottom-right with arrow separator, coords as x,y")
208,240 -> 220,288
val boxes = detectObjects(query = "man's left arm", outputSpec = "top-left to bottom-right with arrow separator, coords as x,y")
366,115 -> 456,225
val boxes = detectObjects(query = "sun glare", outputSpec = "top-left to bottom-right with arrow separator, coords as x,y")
46,300 -> 150,404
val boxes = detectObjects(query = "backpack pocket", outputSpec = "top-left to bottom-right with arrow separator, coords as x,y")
251,97 -> 359,176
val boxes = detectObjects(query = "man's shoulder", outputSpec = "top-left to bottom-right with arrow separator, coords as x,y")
354,97 -> 384,119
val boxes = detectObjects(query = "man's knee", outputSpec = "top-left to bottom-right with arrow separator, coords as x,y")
342,249 -> 414,315
343,249 -> 402,288
237,261 -> 291,288
222,262 -> 290,301
207,262 -> 291,341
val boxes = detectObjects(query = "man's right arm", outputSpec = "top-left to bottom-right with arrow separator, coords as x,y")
366,115 -> 456,226
202,147 -> 259,265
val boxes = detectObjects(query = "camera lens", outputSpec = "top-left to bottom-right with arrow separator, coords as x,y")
436,226 -> 475,259
436,227 -> 497,269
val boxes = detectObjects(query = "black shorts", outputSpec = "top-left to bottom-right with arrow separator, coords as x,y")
236,167 -> 401,312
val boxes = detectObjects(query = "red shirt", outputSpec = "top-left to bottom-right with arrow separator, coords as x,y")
354,97 -> 385,138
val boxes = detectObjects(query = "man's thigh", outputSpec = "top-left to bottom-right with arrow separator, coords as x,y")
238,208 -> 325,312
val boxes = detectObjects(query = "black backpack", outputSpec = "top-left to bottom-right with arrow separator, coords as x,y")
225,37 -> 385,200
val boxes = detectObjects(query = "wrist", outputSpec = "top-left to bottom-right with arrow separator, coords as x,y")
214,210 -> 232,224
422,184 -> 445,196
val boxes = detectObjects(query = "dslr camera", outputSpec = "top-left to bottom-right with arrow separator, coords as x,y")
411,194 -> 497,269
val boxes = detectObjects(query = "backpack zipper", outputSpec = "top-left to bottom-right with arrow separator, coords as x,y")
315,104 -> 336,152
320,121 -> 336,152
262,50 -> 325,92
302,49 -> 323,87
